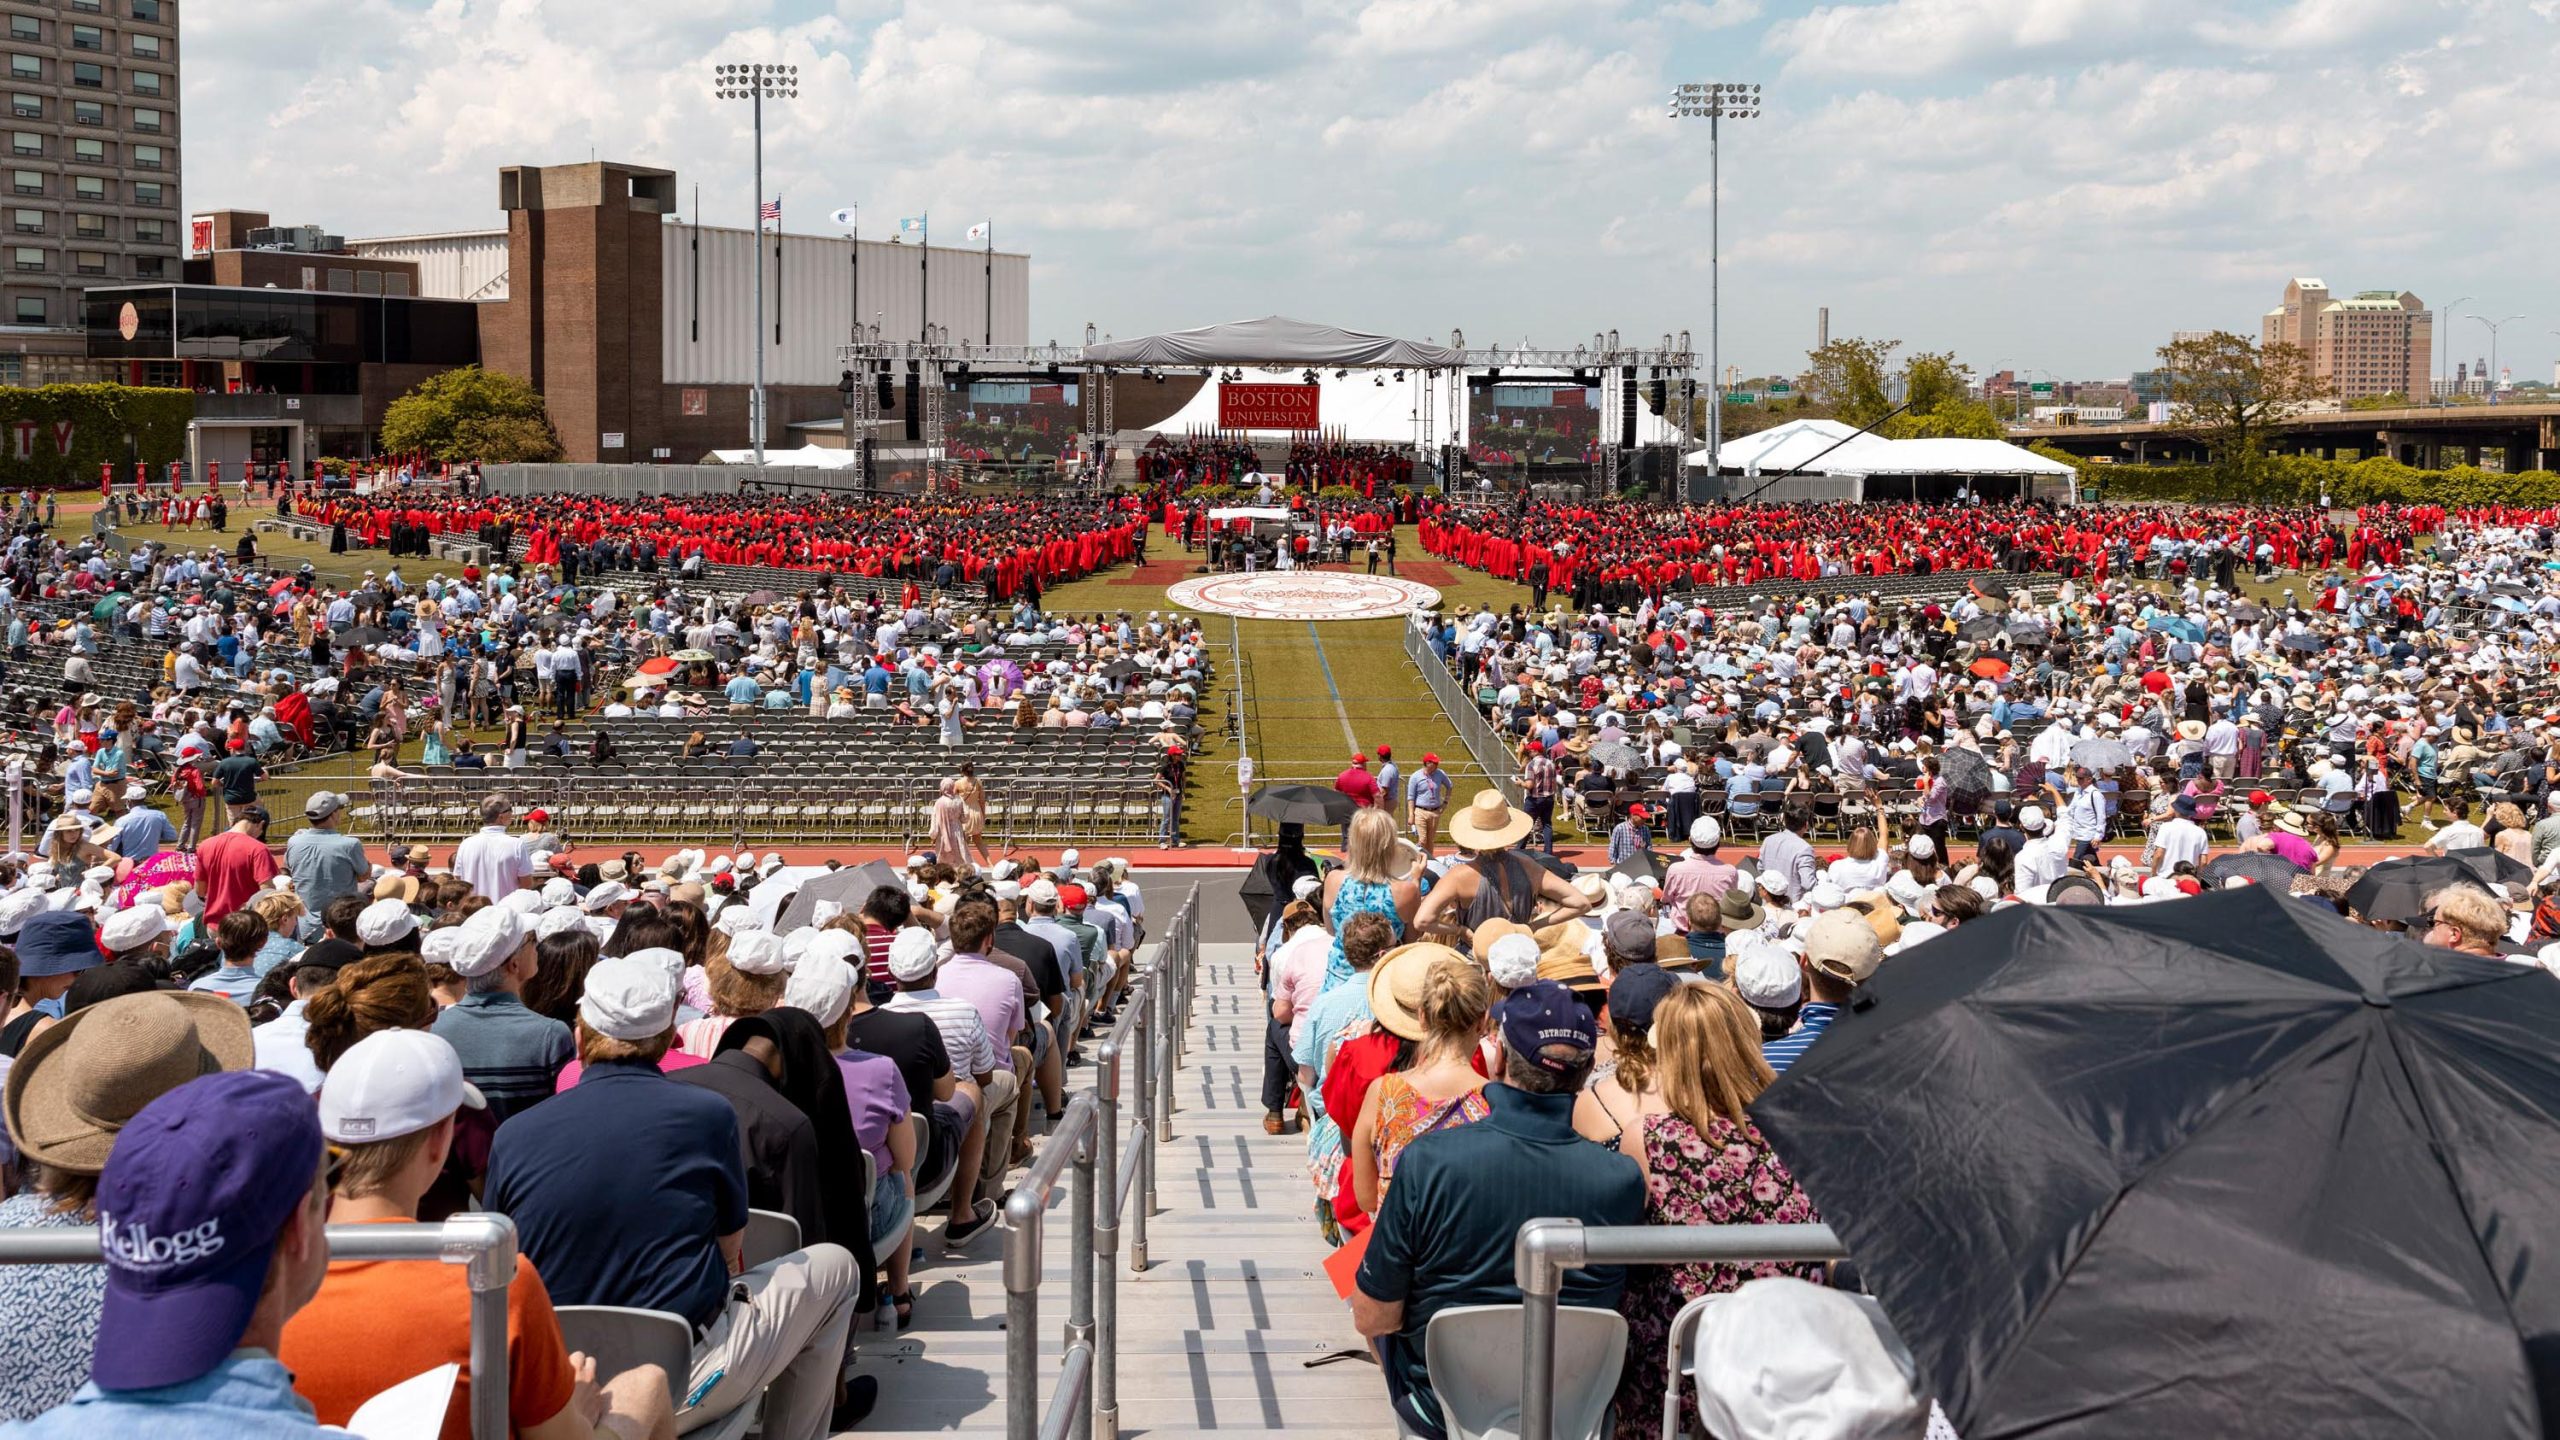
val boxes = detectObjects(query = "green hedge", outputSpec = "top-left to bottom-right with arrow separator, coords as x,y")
2084,453 -> 2560,507
0,385 -> 191,488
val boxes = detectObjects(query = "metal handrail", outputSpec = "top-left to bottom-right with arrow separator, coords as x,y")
1005,882 -> 1203,1440
0,1213 -> 520,1440
1402,621 -> 1523,803
1511,1219 -> 1849,1440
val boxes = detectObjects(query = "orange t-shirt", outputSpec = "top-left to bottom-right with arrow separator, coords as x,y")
281,1216 -> 578,1440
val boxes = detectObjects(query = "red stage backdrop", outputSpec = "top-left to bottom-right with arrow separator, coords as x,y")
1217,383 -> 1320,430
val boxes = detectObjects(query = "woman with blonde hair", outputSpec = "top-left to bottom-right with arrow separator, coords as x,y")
1346,951 -> 1492,1218
1609,984 -> 1821,1440
674,930 -> 789,1057
1317,808 -> 1420,992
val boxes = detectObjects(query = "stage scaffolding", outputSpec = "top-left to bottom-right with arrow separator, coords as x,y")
833,328 -> 1697,490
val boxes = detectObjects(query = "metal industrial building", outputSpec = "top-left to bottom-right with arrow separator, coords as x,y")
85,157 -> 1030,464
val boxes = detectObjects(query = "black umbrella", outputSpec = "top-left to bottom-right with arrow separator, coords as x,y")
1247,783 -> 1357,826
1958,616 -> 2003,643
1101,657 -> 1145,680
2281,631 -> 2327,654
332,623 -> 390,649
1608,847 -> 1667,885
2196,851 -> 2305,890
1755,887 -> 2560,1439
1939,745 -> 1995,805
2443,846 -> 2533,890
2343,854 -> 2495,926
1520,847 -> 1575,882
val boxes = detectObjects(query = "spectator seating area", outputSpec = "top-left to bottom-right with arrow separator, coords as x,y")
1663,567 -> 2054,609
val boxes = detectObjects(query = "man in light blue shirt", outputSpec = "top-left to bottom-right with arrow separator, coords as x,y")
723,671 -> 763,708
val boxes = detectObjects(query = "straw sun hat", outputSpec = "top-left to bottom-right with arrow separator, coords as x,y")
4,990 -> 251,1174
1446,790 -> 1533,851
1368,941 -> 1470,1042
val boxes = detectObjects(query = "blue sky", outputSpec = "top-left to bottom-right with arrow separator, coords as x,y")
187,0 -> 2560,383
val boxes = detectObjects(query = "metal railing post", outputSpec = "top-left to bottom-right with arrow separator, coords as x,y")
1093,1031 -> 1124,1438
1152,941 -> 1176,1140
1067,1123 -> 1097,1440
1004,1091 -> 1101,1440
1131,987 -> 1155,1263
1512,1217 -> 1586,1440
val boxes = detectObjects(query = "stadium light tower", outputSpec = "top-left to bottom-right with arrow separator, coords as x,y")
1670,81 -> 1760,481
713,61 -> 798,469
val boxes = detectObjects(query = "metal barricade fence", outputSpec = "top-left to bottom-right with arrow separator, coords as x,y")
1511,1218 -> 1850,1440
0,1214 -> 521,1440
1401,621 -> 1522,804
1004,882 -> 1202,1440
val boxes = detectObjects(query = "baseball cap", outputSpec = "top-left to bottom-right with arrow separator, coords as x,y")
1689,816 -> 1721,849
781,956 -> 856,1028
301,791 -> 350,820
1484,932 -> 1543,989
235,804 -> 270,826
579,953 -> 677,1040
98,904 -> 167,953
726,930 -> 788,976
318,1029 -> 484,1144
1057,883 -> 1088,910
524,808 -> 550,824
91,1069 -> 325,1391
1606,962 -> 1680,1035
1421,753 -> 1440,765
1731,942 -> 1804,1010
1802,909 -> 1884,986
1602,910 -> 1658,967
448,906 -> 528,979
1492,980 -> 1596,1073
355,898 -> 419,949
887,926 -> 940,983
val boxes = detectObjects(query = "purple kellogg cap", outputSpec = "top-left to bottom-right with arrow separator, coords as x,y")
91,1068 -> 324,1391
1493,979 -> 1596,1074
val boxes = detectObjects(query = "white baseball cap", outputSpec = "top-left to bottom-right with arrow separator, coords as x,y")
97,903 -> 166,953
583,880 -> 631,913
1484,932 -> 1542,989
319,1029 -> 483,1144
726,929 -> 789,976
1732,942 -> 1804,1010
1689,816 -> 1721,849
448,906 -> 528,979
356,897 -> 419,948
781,956 -> 856,1028
886,926 -> 940,983
580,953 -> 677,1041
802,929 -> 865,970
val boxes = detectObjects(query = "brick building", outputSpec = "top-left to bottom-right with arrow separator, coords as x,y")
2261,278 -> 2431,403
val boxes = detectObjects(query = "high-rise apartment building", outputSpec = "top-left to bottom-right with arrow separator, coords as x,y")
0,0 -> 177,382
2260,278 -> 2429,402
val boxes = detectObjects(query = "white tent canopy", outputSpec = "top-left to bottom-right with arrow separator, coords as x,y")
1820,438 -> 2078,478
706,445 -> 864,469
1083,315 -> 1461,368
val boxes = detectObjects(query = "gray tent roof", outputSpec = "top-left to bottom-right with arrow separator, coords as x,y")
1081,315 -> 1462,368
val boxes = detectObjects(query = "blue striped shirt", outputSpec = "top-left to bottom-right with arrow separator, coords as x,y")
1760,1003 -> 1839,1075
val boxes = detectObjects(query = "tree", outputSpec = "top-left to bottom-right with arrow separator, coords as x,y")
1880,349 -> 2002,438
380,366 -> 563,463
2154,331 -> 2324,477
1802,336 -> 1898,427
2344,392 -> 2411,411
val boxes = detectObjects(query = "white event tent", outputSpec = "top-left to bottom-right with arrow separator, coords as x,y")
1689,418 -> 2077,502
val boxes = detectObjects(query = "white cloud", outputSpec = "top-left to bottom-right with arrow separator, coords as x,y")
177,0 -> 2560,381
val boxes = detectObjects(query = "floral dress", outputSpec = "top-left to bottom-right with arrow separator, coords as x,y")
1369,1073 -> 1491,1206
1612,1112 -> 1823,1440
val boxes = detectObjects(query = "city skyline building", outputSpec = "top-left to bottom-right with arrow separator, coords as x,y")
2261,277 -> 2431,402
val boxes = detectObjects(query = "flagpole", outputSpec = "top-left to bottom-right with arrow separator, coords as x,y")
983,221 -> 993,346
772,191 -> 783,348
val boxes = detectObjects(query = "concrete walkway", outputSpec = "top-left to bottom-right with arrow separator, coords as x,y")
853,937 -> 1392,1439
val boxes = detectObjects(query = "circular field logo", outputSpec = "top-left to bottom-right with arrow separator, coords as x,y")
1164,572 -> 1442,622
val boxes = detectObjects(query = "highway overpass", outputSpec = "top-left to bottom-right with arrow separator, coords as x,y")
2024,402 -> 2560,471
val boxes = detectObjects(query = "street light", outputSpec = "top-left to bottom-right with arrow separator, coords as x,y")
2468,312 -> 2524,400
712,60 -> 799,470
2437,295 -> 2469,404
1669,81 -> 1759,478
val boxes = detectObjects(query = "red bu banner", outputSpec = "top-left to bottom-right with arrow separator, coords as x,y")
1218,383 -> 1319,431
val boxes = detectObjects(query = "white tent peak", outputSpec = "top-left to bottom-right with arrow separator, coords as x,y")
1082,316 -> 1462,369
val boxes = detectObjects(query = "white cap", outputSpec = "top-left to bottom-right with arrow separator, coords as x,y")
1805,881 -> 1847,913
319,1029 -> 484,1144
534,907 -> 587,941
2018,805 -> 2049,834
98,903 -> 166,952
1484,932 -> 1542,989
500,889 -> 546,917
1905,834 -> 1937,861
0,885 -> 48,937
886,926 -> 940,983
357,897 -> 420,948
802,928 -> 865,971
1732,943 -> 1804,1009
580,953 -> 678,1041
583,880 -> 631,913
726,929 -> 789,976
540,876 -> 578,907
1026,878 -> 1059,907
1291,875 -> 1322,901
1693,1279 -> 1925,1440
782,957 -> 856,1028
420,927 -> 466,969
449,906 -> 528,979
1060,848 -> 1080,867
991,879 -> 1023,903
1689,816 -> 1721,849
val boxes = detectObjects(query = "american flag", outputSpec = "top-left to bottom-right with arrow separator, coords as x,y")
760,198 -> 781,223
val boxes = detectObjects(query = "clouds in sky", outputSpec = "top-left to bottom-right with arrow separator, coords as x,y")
186,0 -> 2560,380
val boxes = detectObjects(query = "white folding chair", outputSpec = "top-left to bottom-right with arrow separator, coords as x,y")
554,1305 -> 756,1440
1402,1303 -> 1628,1440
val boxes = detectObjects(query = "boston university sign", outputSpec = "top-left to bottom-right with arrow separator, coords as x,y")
1216,382 -> 1319,431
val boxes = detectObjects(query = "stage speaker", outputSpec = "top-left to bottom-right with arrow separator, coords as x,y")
876,371 -> 894,410
1440,444 -> 1464,494
903,374 -> 921,441
1619,367 -> 1638,447
1649,377 -> 1667,412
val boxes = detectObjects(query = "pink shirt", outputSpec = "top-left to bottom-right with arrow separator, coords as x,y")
555,1049 -> 708,1090
937,952 -> 1028,1048
1660,855 -> 1738,932
2267,830 -> 2318,870
1269,927 -> 1330,1050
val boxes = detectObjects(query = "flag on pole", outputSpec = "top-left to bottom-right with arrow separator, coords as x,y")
899,216 -> 927,235
966,221 -> 990,243
760,198 -> 781,223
